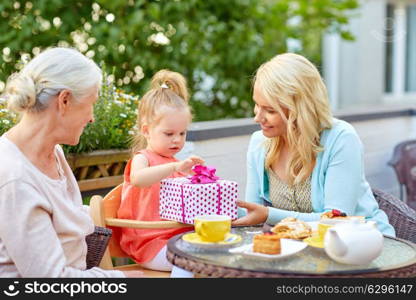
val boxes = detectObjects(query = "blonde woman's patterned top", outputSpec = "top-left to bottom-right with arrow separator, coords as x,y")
264,139 -> 313,212
266,167 -> 313,212
266,168 -> 313,212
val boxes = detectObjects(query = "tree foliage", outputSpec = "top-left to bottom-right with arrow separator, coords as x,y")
0,0 -> 358,121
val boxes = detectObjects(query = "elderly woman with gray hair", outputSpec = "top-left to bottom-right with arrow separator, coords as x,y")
0,47 -> 142,277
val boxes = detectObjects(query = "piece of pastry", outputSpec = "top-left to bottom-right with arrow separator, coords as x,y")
253,232 -> 281,255
271,217 -> 312,239
321,209 -> 365,221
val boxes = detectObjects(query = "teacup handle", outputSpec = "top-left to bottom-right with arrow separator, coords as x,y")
194,222 -> 205,237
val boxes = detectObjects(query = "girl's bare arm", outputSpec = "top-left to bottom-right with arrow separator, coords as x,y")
130,154 -> 204,187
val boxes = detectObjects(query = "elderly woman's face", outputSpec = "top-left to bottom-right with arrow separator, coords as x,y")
63,88 -> 98,145
253,83 -> 287,139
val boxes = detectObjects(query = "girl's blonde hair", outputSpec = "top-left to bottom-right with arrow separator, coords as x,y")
254,53 -> 333,185
3,47 -> 101,113
132,69 -> 191,153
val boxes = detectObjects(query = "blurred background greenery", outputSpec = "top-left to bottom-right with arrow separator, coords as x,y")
63,74 -> 140,154
0,0 -> 358,123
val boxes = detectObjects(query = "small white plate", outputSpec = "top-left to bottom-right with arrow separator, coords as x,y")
229,239 -> 307,260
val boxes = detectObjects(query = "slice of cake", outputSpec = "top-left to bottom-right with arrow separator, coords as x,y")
253,232 -> 281,255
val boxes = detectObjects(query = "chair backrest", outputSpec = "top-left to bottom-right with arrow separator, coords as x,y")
373,188 -> 416,243
101,184 -> 129,258
85,226 -> 112,269
89,183 -> 129,260
388,139 -> 416,203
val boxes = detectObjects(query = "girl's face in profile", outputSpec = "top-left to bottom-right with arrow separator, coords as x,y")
252,83 -> 287,139
144,107 -> 190,158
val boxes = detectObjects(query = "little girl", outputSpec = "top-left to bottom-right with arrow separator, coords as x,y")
117,69 -> 203,275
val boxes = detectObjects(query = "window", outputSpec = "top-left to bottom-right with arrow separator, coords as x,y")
385,4 -> 394,93
406,5 -> 416,92
384,2 -> 416,95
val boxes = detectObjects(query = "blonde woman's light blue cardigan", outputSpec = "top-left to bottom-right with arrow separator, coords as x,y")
242,118 -> 395,236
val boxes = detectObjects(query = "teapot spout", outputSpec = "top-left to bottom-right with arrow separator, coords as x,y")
367,221 -> 378,229
326,228 -> 348,258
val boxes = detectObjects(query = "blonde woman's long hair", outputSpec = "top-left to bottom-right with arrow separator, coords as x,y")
131,69 -> 191,154
254,53 -> 333,185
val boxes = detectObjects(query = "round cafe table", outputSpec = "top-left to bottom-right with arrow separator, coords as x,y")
166,226 -> 416,278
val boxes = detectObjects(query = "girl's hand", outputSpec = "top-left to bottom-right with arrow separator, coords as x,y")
175,155 -> 205,175
232,200 -> 268,226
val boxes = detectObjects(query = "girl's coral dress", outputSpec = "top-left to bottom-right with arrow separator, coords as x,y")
117,149 -> 192,263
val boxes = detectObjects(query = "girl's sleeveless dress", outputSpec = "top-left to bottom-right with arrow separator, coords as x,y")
117,149 -> 192,263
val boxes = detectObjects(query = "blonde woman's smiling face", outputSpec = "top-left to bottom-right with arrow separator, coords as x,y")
252,83 -> 288,139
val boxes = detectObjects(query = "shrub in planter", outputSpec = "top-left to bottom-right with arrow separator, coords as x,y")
63,78 -> 139,155
64,79 -> 139,191
0,99 -> 17,136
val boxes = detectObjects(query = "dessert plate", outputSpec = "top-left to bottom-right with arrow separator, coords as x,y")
182,232 -> 242,248
229,239 -> 307,260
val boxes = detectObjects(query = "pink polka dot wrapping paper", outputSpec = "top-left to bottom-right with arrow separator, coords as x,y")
159,177 -> 238,224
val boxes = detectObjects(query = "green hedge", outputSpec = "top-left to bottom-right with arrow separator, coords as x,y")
0,0 -> 358,122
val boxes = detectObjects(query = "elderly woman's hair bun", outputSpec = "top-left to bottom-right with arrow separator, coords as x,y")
5,73 -> 36,112
2,47 -> 102,113
5,74 -> 37,112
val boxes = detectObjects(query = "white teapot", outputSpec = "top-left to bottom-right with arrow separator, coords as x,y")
324,219 -> 383,265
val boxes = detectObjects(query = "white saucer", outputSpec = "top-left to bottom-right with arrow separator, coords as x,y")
229,239 -> 307,260
182,232 -> 242,248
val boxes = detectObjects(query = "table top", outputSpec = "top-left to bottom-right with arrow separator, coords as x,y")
166,226 -> 416,278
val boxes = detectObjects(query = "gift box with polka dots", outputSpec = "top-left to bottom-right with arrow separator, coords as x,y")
159,177 -> 238,224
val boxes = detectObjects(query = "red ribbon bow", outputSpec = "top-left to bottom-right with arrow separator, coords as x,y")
189,165 -> 220,184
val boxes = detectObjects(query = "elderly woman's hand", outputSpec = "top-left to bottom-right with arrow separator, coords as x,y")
122,270 -> 145,277
232,201 -> 268,226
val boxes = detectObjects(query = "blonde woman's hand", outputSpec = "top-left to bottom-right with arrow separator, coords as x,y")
175,155 -> 205,175
232,200 -> 268,226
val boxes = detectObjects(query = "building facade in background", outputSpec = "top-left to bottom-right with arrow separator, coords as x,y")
323,0 -> 416,111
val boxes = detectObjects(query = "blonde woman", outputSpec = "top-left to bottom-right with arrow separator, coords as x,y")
233,53 -> 395,236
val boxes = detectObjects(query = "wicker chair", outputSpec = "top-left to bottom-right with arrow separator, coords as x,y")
88,184 -> 192,277
388,139 -> 416,208
372,188 -> 416,243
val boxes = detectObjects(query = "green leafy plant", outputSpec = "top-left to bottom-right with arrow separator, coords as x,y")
63,73 -> 139,154
0,98 -> 17,135
0,0 -> 359,121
